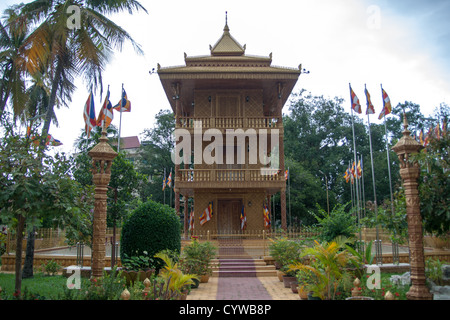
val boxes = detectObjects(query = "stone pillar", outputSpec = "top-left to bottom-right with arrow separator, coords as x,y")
392,113 -> 433,300
88,130 -> 117,278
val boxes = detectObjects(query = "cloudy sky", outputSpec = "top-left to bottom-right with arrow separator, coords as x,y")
1,0 -> 449,154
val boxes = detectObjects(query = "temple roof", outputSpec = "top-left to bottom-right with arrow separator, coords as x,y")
210,22 -> 245,56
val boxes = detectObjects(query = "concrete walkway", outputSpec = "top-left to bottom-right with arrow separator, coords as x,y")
187,276 -> 299,300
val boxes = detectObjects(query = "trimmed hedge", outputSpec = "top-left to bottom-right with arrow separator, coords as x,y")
120,200 -> 181,269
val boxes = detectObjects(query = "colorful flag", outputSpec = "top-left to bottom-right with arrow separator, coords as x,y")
435,123 -> 441,140
349,85 -> 362,114
240,205 -> 247,231
48,135 -> 62,146
83,92 -> 96,138
263,204 -> 271,229
443,118 -> 447,136
378,88 -> 392,120
365,88 -> 375,115
285,169 -> 289,180
113,88 -> 131,112
199,202 -> 213,226
344,168 -> 350,183
424,127 -> 432,147
97,88 -> 113,128
419,129 -> 424,146
357,160 -> 362,178
189,210 -> 195,231
162,174 -> 166,191
166,171 -> 172,188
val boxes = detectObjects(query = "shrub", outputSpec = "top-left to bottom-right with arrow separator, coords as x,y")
120,200 -> 181,271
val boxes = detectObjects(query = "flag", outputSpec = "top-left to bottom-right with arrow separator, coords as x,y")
263,204 -> 271,229
344,168 -> 350,183
189,210 -> 195,231
47,135 -> 62,146
435,123 -> 441,140
357,160 -> 362,178
240,205 -> 247,231
199,202 -> 213,226
378,88 -> 392,120
83,92 -> 96,138
96,88 -> 113,128
424,127 -> 432,147
365,88 -> 375,115
351,161 -> 356,178
162,174 -> 166,191
419,129 -> 424,146
167,171 -> 172,188
285,169 -> 289,180
113,88 -> 131,112
349,85 -> 362,114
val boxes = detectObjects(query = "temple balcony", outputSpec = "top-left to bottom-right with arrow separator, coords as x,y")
176,116 -> 282,130
176,168 -> 286,193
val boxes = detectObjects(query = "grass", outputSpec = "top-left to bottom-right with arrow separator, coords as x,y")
0,273 -> 68,300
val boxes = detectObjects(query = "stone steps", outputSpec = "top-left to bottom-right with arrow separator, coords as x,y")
211,258 -> 276,277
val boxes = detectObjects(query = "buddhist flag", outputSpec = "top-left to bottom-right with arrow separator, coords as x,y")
97,88 -> 113,128
365,87 -> 375,115
349,85 -> 362,114
285,168 -> 289,180
113,87 -> 131,112
48,135 -> 62,146
435,123 -> 441,140
344,168 -> 350,183
240,205 -> 247,231
263,204 -> 271,229
419,129 -> 424,146
378,88 -> 392,120
357,160 -> 362,178
166,171 -> 172,188
83,92 -> 96,138
189,210 -> 195,231
199,202 -> 213,226
443,118 -> 447,136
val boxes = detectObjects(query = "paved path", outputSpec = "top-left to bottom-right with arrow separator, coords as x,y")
187,276 -> 299,300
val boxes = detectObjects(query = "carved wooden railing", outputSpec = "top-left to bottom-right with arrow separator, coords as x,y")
176,117 -> 281,129
178,169 -> 283,183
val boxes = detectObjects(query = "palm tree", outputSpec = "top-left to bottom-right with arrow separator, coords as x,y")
18,0 -> 147,147
0,4 -> 29,119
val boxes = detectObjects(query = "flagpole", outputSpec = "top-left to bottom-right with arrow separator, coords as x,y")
360,155 -> 366,218
365,84 -> 381,263
381,83 -> 398,263
349,84 -> 361,229
288,167 -> 291,230
117,83 -> 124,153
164,168 -> 166,205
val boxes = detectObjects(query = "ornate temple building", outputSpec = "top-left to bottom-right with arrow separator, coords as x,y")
157,19 -> 301,235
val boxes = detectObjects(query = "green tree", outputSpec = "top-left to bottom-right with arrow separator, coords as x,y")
139,109 -> 175,204
0,112 -> 87,294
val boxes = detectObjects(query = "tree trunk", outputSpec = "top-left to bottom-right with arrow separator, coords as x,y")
22,225 -> 36,279
22,62 -> 63,276
14,214 -> 26,295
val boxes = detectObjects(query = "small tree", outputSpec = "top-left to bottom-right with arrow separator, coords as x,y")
0,113 -> 86,294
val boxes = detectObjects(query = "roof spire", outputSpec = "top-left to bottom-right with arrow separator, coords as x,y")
224,11 -> 229,33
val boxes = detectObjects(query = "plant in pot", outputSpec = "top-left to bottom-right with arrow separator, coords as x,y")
155,251 -> 198,300
289,238 -> 356,300
180,239 -> 216,284
296,269 -> 313,299
269,238 -> 302,282
121,251 -> 155,286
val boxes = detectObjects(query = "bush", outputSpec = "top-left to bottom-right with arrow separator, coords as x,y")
120,200 -> 181,271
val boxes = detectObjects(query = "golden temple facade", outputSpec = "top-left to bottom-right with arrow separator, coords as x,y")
158,19 -> 301,234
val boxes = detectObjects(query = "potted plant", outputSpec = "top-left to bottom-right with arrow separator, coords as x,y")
289,238 -> 356,300
296,269 -> 313,299
121,251 -> 155,286
154,251 -> 198,300
180,239 -> 216,284
269,238 -> 302,283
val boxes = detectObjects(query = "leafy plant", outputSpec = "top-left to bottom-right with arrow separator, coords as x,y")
426,258 -> 446,286
41,259 -> 62,276
289,238 -> 356,300
121,251 -> 153,271
268,237 -> 302,272
179,239 -> 216,276
309,202 -> 356,243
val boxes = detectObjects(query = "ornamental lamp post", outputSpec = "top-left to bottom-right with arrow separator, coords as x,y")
391,112 -> 433,300
88,129 -> 118,278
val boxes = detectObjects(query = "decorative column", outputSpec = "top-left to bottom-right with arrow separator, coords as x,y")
277,83 -> 287,231
174,82 -> 181,215
392,113 -> 433,300
88,129 -> 118,278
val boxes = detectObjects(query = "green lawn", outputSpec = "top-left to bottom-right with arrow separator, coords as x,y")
0,273 -> 68,300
